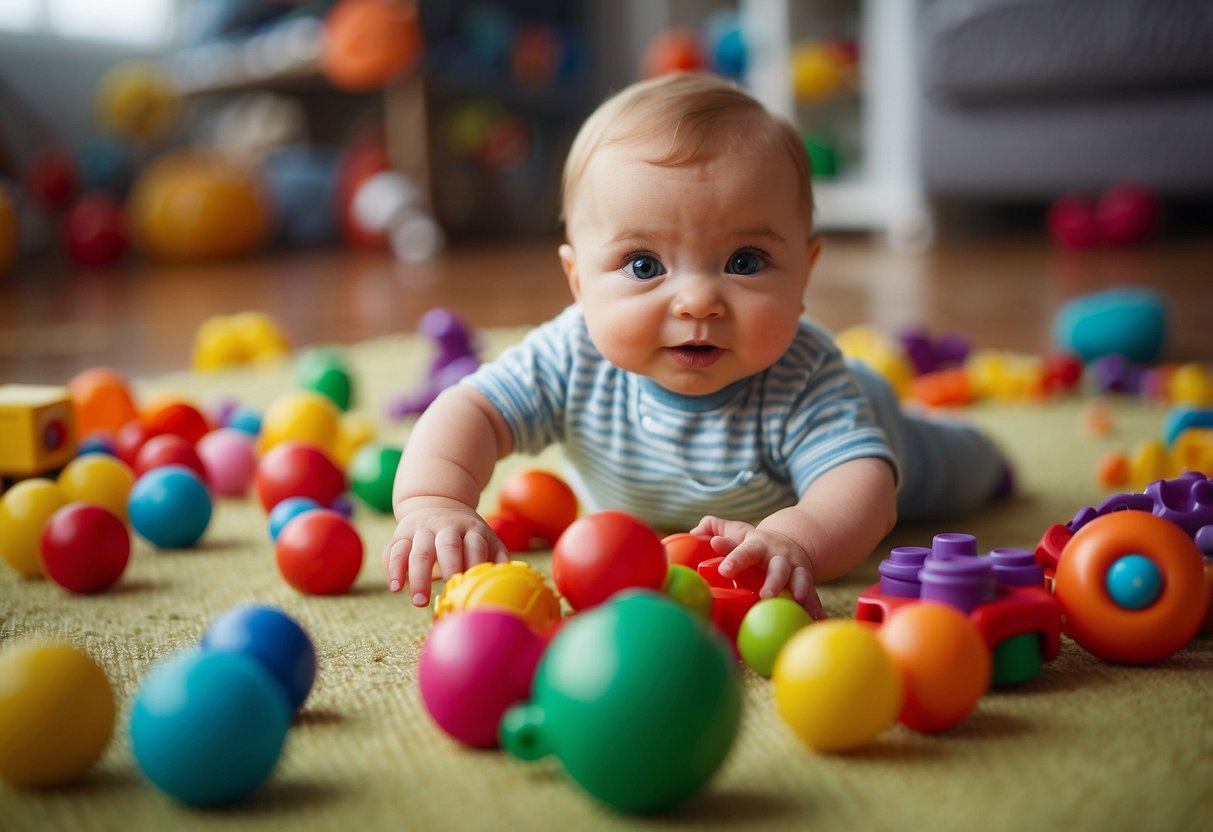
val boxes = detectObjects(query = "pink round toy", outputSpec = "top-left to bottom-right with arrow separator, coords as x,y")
40,503 -> 130,593
1095,182 -> 1161,246
134,434 -> 207,480
417,609 -> 546,748
196,428 -> 258,496
63,193 -> 128,266
1046,194 -> 1098,249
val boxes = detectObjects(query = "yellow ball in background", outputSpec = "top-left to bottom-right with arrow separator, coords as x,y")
58,454 -> 136,522
0,641 -> 115,788
0,479 -> 69,578
95,61 -> 182,143
772,620 -> 902,753
258,390 -> 343,457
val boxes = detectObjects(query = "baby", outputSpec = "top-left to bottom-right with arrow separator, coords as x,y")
382,73 -> 1009,617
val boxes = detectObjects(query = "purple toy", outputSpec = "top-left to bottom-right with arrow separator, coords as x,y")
899,327 -> 972,376
1067,471 -> 1213,557
417,609 -> 546,748
386,308 -> 480,419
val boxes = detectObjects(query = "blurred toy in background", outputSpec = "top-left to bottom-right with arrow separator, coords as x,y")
0,185 -> 15,275
209,93 -> 307,159
62,193 -> 129,267
95,61 -> 183,145
22,149 -> 79,211
351,169 -> 444,263
193,311 -> 290,372
1047,181 -> 1163,249
323,0 -> 424,92
704,10 -> 747,79
791,39 -> 859,102
643,28 -> 706,77
1053,287 -> 1168,365
386,307 -> 479,419
0,385 -> 77,483
262,145 -> 340,248
75,137 -> 136,199
335,127 -> 392,249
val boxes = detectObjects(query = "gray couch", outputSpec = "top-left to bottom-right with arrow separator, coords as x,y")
918,0 -> 1213,199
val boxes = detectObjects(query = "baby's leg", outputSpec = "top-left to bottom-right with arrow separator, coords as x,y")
849,360 -> 1012,522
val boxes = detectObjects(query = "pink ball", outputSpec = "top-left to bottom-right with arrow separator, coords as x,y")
197,428 -> 258,496
1096,182 -> 1161,246
417,610 -> 546,748
1046,193 -> 1099,249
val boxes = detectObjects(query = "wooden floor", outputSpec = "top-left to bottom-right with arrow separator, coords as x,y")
2,231 -> 1211,384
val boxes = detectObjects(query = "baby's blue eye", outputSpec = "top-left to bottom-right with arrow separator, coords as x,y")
623,255 -> 666,281
726,251 -> 766,275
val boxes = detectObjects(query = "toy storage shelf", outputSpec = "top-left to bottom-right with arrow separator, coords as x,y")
740,0 -> 930,248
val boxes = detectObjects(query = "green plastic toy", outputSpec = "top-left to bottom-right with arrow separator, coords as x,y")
297,348 -> 353,411
349,444 -> 401,513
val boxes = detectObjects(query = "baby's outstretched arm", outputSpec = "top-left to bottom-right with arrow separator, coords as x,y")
382,385 -> 514,606
691,457 -> 896,618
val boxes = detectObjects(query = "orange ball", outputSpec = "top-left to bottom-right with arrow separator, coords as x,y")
498,470 -> 578,547
643,29 -> 706,77
141,400 -> 210,445
662,532 -> 717,569
877,602 -> 991,732
68,368 -> 138,437
323,0 -> 423,92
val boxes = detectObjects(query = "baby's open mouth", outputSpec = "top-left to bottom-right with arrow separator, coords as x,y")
668,343 -> 722,368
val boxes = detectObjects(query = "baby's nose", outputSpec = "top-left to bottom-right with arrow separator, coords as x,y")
672,275 -> 725,319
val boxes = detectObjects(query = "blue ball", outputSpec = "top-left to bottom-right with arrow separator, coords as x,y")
201,605 -> 317,711
128,465 -> 212,548
262,146 -> 339,247
77,435 -> 119,458
268,496 -> 323,541
1105,554 -> 1163,610
1053,287 -> 1168,364
227,406 -> 263,436
129,650 -> 291,806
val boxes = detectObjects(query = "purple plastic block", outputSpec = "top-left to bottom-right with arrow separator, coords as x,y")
1195,526 -> 1213,557
1145,471 -> 1213,537
878,546 -> 930,597
934,333 -> 971,368
932,533 -> 978,559
1087,354 -> 1147,395
988,548 -> 1044,587
919,553 -> 996,614
900,329 -> 938,376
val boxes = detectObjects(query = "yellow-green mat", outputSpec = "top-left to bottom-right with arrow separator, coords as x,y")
2,328 -> 1210,832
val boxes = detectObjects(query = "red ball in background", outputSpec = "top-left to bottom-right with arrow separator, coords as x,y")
39,503 -> 130,593
662,532 -> 717,569
485,510 -> 535,553
255,441 -> 346,512
275,509 -> 363,594
142,401 -> 211,445
552,510 -> 668,611
134,434 -> 207,479
643,28 -> 706,77
114,419 -> 153,467
63,193 -> 129,266
336,129 -> 391,249
1046,194 -> 1099,249
24,149 -> 79,210
498,469 -> 578,546
1096,182 -> 1162,246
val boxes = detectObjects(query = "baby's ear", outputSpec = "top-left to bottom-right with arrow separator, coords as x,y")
806,234 -> 823,275
559,243 -> 581,300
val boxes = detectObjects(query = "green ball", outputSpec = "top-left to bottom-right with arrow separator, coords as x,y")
297,348 -> 353,411
737,597 -> 812,678
349,444 -> 401,513
500,592 -> 741,814
662,564 -> 713,619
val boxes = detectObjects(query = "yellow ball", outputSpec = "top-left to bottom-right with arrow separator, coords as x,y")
333,411 -> 377,470
95,61 -> 182,142
258,390 -> 342,456
433,561 -> 561,634
0,479 -> 69,578
772,620 -> 902,753
791,42 -> 849,102
0,641 -> 115,787
57,454 -> 136,522
229,311 -> 290,362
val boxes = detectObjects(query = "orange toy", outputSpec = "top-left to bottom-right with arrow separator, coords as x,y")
1054,511 -> 1207,664
323,0 -> 423,92
68,368 -> 138,438
662,532 -> 717,569
498,469 -> 578,547
910,367 -> 973,407
877,603 -> 991,732
643,29 -> 706,78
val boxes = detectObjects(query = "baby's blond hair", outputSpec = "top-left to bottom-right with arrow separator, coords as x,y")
561,73 -> 813,227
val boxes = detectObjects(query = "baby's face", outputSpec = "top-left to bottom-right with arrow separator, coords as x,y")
561,141 -> 816,397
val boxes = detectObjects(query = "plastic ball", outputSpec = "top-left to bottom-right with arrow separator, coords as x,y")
262,145 -> 340,247
114,419 -> 153,468
500,592 -> 740,814
433,561 -> 562,634
0,185 -> 16,275
772,620 -> 902,753
418,610 -> 547,748
877,603 -> 991,732
705,10 -> 747,77
255,441 -> 346,513
57,453 -> 135,521
336,128 -> 391,249
662,563 -> 713,619
141,399 -> 211,445
737,597 -> 813,678
510,24 -> 566,92
485,510 -> 535,552
76,432 -> 119,458
227,406 -> 263,436
350,170 -> 422,235
129,149 -> 269,262
0,479 -> 70,578
552,510 -> 667,612
201,605 -> 317,711
662,532 -> 717,569
296,348 -> 354,412
643,28 -> 705,77
1105,554 -> 1164,610
96,61 -> 182,142
791,41 -> 850,102
128,465 -> 213,548
129,650 -> 290,806
267,496 -> 323,542
498,469 -> 578,546
76,136 -> 135,198
23,149 -> 79,210
349,443 -> 401,513
1053,287 -> 1168,365
196,428 -> 258,496
323,0 -> 423,92
134,434 -> 207,479
274,509 -> 363,595
39,503 -> 130,594
62,193 -> 129,267
258,390 -> 342,457
68,367 -> 138,437
1096,182 -> 1161,246
0,641 -> 115,787
1046,193 -> 1100,248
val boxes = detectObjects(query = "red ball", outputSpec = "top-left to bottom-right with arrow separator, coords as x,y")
498,469 -> 578,546
255,441 -> 347,512
39,503 -> 130,593
114,419 -> 153,467
552,510 -> 668,611
643,28 -> 706,77
24,150 -> 79,209
485,510 -> 535,553
1096,182 -> 1161,246
275,509 -> 363,594
1046,194 -> 1099,249
63,193 -> 128,266
134,434 -> 207,479
662,532 -> 717,569
142,402 -> 211,445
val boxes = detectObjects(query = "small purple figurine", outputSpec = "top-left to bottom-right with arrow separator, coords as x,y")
386,308 -> 481,420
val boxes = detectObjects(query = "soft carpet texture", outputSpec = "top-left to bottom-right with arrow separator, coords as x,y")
2,327 -> 1210,832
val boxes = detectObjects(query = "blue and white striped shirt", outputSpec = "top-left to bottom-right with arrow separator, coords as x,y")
465,305 -> 897,532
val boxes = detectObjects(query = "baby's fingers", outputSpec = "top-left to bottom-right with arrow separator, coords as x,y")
385,537 -> 411,592
435,527 -> 466,580
760,556 -> 791,599
791,566 -> 826,620
717,538 -> 763,578
407,529 -> 437,606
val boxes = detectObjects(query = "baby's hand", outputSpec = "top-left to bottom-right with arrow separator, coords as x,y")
382,498 -> 509,607
691,515 -> 826,619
